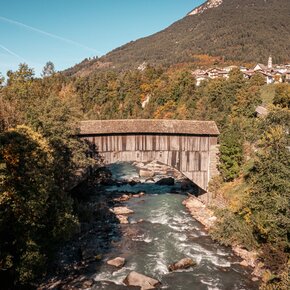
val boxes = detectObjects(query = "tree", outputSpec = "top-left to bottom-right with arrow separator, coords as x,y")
26,95 -> 96,190
218,125 -> 244,181
273,83 -> 290,108
7,63 -> 34,85
246,126 -> 290,251
42,61 -> 56,78
0,126 -> 78,286
3,64 -> 41,111
0,96 -> 23,133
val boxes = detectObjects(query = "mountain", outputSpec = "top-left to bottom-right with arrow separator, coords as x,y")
65,0 -> 290,76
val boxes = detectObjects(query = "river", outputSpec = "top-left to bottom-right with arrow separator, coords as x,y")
91,163 -> 258,290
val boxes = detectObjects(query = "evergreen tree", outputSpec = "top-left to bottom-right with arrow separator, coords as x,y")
218,125 -> 244,181
42,61 -> 56,78
247,126 -> 290,251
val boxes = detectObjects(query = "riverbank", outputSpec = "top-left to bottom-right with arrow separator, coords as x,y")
183,196 -> 264,282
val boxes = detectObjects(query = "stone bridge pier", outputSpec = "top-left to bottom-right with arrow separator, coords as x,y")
79,119 -> 220,203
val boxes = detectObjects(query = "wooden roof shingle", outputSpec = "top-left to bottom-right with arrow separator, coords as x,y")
79,119 -> 220,136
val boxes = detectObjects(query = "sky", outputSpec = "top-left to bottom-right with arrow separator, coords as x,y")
0,0 -> 204,76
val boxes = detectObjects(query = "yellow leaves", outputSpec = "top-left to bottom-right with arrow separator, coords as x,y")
13,125 -> 53,158
262,126 -> 285,145
2,145 -> 20,166
107,80 -> 120,92
0,191 -> 13,204
1,125 -> 54,179
229,197 -> 242,212
176,104 -> 189,119
242,207 -> 253,224
153,101 -> 177,119
192,54 -> 223,67
58,83 -> 76,100
140,83 -> 151,94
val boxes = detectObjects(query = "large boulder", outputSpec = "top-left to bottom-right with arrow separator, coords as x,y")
139,169 -> 154,178
168,258 -> 197,272
107,257 -> 125,268
133,192 -> 145,198
82,279 -> 94,288
113,194 -> 131,202
156,177 -> 175,186
129,180 -> 138,186
111,206 -> 134,215
116,215 -> 129,224
119,194 -> 131,201
123,271 -> 161,290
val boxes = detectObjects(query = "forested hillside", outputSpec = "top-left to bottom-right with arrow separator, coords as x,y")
65,0 -> 290,75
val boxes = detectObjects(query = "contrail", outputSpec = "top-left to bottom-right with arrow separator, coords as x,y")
0,43 -> 27,62
0,16 -> 101,54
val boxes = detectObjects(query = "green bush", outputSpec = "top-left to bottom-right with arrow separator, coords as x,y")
210,209 -> 257,250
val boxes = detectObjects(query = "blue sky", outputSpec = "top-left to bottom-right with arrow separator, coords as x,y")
0,0 -> 204,76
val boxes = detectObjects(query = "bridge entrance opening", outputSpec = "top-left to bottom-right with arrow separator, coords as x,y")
103,161 -> 204,197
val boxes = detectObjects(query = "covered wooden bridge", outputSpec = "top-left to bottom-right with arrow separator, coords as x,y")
79,119 -> 220,197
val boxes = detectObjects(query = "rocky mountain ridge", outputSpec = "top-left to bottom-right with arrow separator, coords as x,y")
188,0 -> 223,15
64,0 -> 290,76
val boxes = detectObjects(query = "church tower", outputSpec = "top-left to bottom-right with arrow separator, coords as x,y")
268,55 -> 273,69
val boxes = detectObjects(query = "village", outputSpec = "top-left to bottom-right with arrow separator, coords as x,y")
192,56 -> 290,86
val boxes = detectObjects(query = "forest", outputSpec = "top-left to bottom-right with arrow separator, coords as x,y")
0,62 -> 289,289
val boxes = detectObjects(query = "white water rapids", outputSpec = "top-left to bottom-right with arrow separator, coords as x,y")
92,163 -> 258,290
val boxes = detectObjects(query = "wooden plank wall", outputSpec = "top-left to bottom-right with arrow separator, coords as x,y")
84,134 -> 218,191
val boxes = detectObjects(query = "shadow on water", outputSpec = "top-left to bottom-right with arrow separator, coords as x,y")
41,181 -> 125,289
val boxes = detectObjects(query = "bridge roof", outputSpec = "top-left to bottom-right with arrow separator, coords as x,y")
80,119 -> 219,136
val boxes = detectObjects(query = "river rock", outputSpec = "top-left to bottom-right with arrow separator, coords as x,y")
232,245 -> 257,268
240,260 -> 249,267
107,257 -> 125,268
155,170 -> 168,176
133,192 -> 145,198
145,177 -> 155,183
139,169 -> 154,178
182,197 -> 216,230
116,215 -> 129,224
113,194 -> 131,202
133,162 -> 145,168
168,258 -> 197,272
111,206 -> 134,215
129,180 -> 138,186
82,279 -> 94,288
120,194 -> 131,201
156,177 -> 175,186
124,271 -> 161,290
